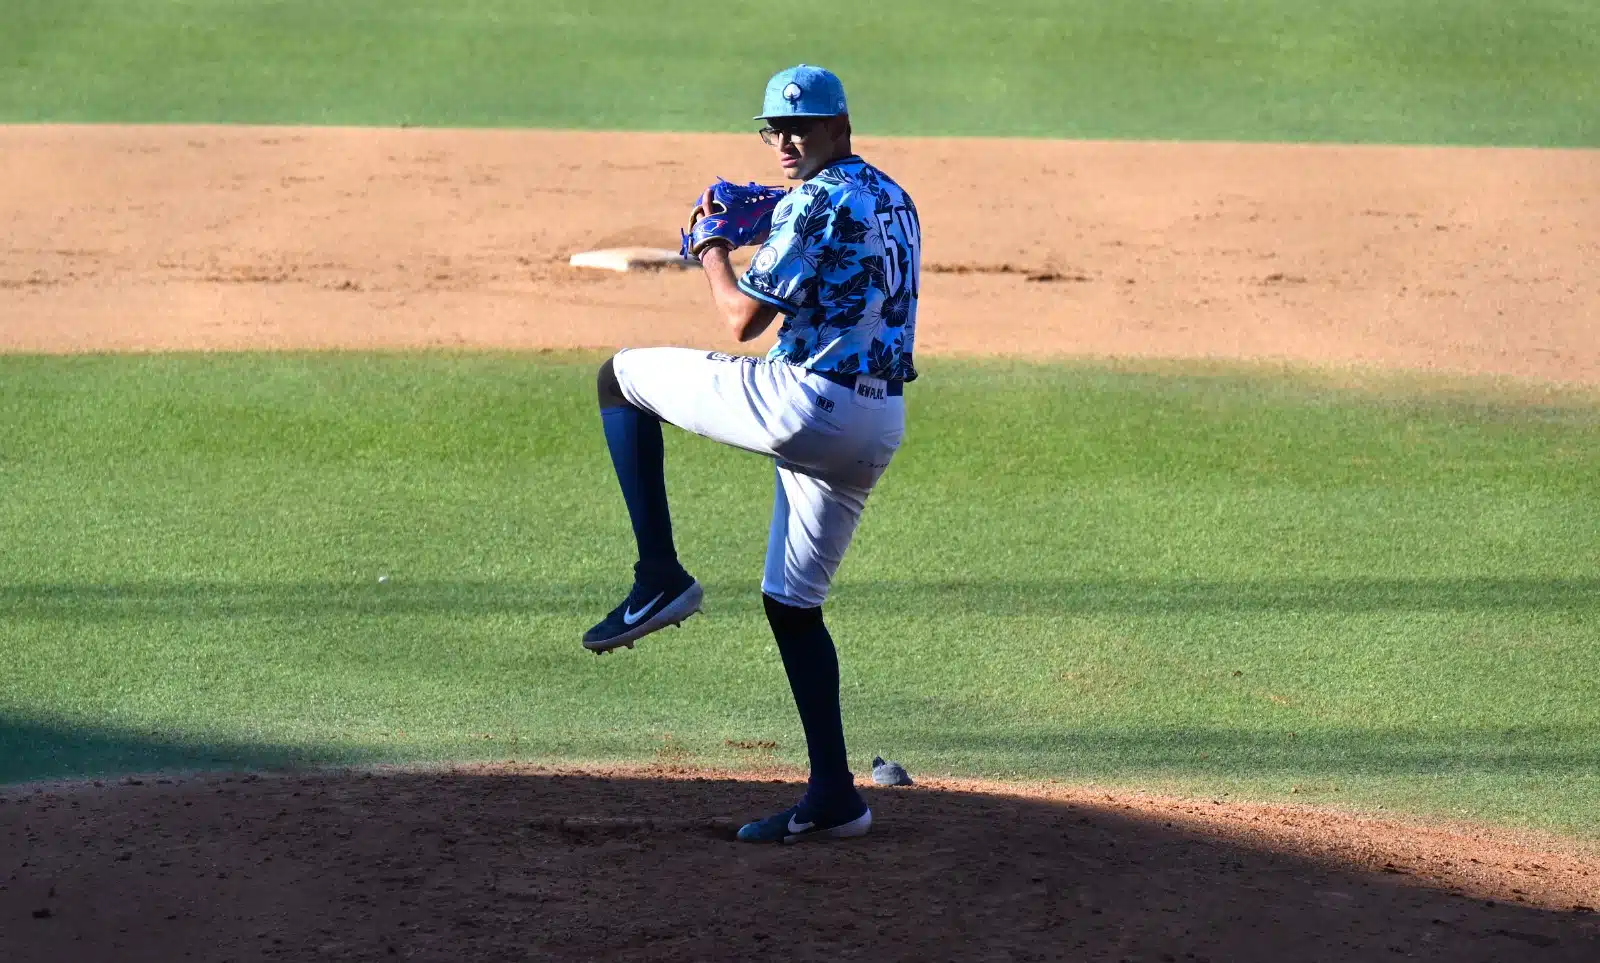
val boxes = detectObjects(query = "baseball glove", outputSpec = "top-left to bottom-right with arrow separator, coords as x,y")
680,178 -> 788,259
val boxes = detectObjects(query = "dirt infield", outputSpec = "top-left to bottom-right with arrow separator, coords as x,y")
1,766 -> 1596,962
2,126 -> 1598,958
2,125 -> 1597,384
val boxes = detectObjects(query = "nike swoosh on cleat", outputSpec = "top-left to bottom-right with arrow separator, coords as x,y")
622,592 -> 664,625
786,815 -> 815,834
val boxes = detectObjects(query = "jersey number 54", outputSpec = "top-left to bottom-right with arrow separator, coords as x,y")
876,208 -> 920,299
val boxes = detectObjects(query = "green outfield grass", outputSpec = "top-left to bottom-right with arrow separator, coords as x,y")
2,354 -> 1596,837
3,0 -> 1597,145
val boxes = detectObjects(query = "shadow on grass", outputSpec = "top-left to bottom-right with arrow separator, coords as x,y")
0,714 -> 373,786
5,576 -> 1597,620
1,766 -> 1595,961
6,711 -> 1596,816
837,576 -> 1600,617
6,579 -> 1595,820
872,723 -> 1600,780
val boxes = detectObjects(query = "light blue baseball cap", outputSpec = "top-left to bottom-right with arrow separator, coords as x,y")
755,64 -> 849,120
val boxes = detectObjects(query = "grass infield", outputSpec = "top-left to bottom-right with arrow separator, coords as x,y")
1,353 -> 1596,838
2,0 -> 1598,145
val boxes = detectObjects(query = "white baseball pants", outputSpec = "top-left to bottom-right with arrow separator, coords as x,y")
611,347 -> 905,608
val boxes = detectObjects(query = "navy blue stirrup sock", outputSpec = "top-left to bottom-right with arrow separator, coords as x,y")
763,593 -> 857,807
600,405 -> 679,577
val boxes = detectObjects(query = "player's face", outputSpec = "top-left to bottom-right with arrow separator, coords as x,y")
760,116 -> 847,180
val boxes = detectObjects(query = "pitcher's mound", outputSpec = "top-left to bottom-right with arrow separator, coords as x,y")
2,764 -> 1596,961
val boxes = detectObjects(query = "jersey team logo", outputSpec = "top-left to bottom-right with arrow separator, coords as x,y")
752,245 -> 780,274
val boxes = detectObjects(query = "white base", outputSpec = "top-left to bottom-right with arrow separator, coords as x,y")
568,247 -> 696,272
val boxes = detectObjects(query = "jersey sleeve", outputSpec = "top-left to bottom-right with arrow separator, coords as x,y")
738,184 -> 829,315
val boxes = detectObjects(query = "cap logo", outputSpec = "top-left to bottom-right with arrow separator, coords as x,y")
782,82 -> 803,103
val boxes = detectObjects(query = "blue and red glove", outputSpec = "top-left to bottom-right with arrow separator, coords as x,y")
680,179 -> 788,259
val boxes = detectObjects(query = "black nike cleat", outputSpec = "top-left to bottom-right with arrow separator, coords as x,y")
736,793 -> 872,844
582,568 -> 702,654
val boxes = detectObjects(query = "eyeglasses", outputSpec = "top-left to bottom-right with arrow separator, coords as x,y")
759,120 -> 824,146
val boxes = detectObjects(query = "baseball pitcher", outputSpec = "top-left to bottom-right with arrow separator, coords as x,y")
587,64 -> 921,843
